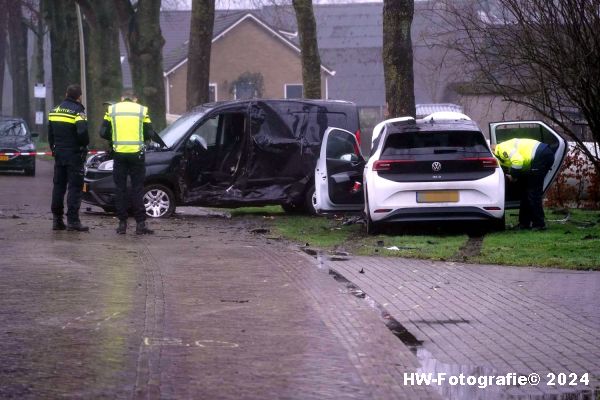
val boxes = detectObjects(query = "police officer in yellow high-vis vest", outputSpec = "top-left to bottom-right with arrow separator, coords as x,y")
494,138 -> 555,231
100,91 -> 155,235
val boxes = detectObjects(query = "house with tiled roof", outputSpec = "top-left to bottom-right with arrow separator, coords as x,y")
150,3 -> 540,141
0,2 -> 543,141
145,10 -> 334,115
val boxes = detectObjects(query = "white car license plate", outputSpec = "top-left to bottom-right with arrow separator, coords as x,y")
416,190 -> 459,203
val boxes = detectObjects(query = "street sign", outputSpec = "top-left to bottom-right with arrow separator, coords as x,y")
34,84 -> 46,99
35,111 -> 44,125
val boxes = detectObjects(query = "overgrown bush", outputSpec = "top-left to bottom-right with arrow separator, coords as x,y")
546,146 -> 600,209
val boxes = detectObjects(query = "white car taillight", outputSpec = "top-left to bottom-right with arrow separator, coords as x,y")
462,157 -> 499,168
372,159 -> 415,171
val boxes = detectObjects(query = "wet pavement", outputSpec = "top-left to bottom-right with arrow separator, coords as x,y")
326,256 -> 600,399
1,159 -> 598,399
0,160 -> 438,399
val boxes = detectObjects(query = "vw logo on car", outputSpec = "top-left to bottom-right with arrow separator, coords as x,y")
432,162 -> 442,172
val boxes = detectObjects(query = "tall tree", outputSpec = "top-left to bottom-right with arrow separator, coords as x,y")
20,0 -> 46,87
0,0 -> 7,113
186,0 -> 215,110
31,5 -> 45,92
432,0 -> 600,172
75,0 -> 123,147
292,0 -> 321,99
22,0 -> 48,137
7,1 -> 31,125
43,0 -> 80,105
114,0 -> 166,131
382,0 -> 416,117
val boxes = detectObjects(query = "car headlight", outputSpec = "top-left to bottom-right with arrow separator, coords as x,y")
17,143 -> 35,151
98,160 -> 114,171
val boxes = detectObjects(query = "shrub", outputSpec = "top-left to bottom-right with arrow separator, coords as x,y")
546,146 -> 599,209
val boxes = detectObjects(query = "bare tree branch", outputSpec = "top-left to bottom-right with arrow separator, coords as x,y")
426,0 -> 600,171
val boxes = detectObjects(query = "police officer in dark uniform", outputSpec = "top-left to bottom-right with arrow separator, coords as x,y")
100,90 -> 155,235
48,84 -> 89,231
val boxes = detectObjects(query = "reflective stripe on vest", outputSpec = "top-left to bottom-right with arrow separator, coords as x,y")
110,102 -> 145,153
49,112 -> 77,124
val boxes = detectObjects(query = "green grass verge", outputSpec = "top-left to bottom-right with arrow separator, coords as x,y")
474,209 -> 600,270
228,206 -> 600,270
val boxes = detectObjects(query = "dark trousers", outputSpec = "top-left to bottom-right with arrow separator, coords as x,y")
518,146 -> 555,228
51,152 -> 85,224
113,152 -> 146,223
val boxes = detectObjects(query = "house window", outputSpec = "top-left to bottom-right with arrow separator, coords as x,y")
231,72 -> 264,100
285,84 -> 303,99
234,82 -> 258,100
209,83 -> 217,102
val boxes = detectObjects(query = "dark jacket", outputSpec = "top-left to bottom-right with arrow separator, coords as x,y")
48,98 -> 89,153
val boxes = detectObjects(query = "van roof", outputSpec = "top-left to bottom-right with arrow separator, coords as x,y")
193,98 -> 356,111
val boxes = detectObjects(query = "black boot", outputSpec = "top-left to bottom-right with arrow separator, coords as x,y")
116,220 -> 127,235
136,221 -> 154,235
53,216 -> 66,231
66,221 -> 90,232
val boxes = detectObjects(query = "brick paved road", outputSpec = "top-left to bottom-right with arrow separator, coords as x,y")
326,256 -> 600,399
0,160 -> 440,399
2,160 -> 598,399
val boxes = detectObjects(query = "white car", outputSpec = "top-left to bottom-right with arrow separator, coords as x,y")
315,114 -> 567,234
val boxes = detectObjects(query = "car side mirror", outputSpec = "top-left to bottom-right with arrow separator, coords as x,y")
340,153 -> 359,163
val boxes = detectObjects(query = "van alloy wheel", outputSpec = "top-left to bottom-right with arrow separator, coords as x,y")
143,184 -> 176,218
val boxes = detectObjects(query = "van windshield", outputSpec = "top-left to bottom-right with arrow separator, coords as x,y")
159,111 -> 208,148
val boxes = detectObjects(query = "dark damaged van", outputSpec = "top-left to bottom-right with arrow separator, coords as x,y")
83,99 -> 361,217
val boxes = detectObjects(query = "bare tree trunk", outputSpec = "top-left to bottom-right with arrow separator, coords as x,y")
383,0 -> 416,118
292,0 -> 321,99
7,1 -> 31,126
76,0 -> 123,148
115,0 -> 166,131
0,0 -> 7,112
33,13 -> 45,91
31,4 -> 46,137
186,0 -> 215,110
43,0 -> 80,106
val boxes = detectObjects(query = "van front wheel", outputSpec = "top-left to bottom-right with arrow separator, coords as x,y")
143,184 -> 176,218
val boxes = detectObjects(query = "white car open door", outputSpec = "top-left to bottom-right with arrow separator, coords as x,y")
489,121 -> 568,209
314,127 -> 365,213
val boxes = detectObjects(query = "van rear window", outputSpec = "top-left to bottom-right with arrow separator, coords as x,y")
382,130 -> 489,156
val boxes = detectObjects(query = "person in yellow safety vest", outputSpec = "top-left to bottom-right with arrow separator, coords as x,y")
494,138 -> 555,231
99,91 -> 155,235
